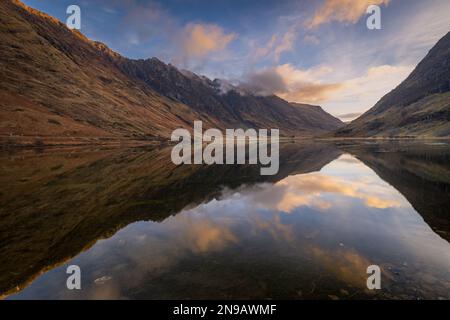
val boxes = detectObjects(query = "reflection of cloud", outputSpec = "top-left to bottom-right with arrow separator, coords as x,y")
238,155 -> 404,213
74,214 -> 239,298
275,172 -> 402,211
174,215 -> 238,253
251,214 -> 295,243
307,0 -> 391,28
309,246 -> 374,289
338,113 -> 363,122
87,282 -> 124,300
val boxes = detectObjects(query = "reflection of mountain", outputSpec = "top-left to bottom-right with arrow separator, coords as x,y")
335,32 -> 450,138
341,143 -> 450,242
0,143 -> 341,296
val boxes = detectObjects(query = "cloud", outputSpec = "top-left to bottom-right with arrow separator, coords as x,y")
120,1 -> 176,45
321,64 -> 413,113
240,64 -> 343,103
240,68 -> 286,95
181,23 -> 236,59
304,34 -> 320,45
279,82 -> 343,104
307,0 -> 391,28
252,27 -> 297,63
240,60 -> 412,111
99,1 -> 236,70
274,63 -> 342,102
381,0 -> 450,64
273,28 -> 296,62
253,35 -> 278,61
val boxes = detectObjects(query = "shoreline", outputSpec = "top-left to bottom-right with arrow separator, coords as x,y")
1,135 -> 450,150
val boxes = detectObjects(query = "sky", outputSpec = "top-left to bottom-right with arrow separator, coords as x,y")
22,0 -> 450,120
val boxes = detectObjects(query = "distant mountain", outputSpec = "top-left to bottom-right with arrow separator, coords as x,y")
290,102 -> 344,132
0,0 -> 343,145
335,32 -> 450,138
112,55 -> 344,135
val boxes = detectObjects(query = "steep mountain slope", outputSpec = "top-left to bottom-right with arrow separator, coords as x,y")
113,56 -> 344,135
0,0 -> 343,144
290,102 -> 344,132
335,32 -> 450,138
0,0 -> 213,143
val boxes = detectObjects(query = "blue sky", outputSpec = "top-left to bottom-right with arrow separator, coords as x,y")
22,0 -> 450,119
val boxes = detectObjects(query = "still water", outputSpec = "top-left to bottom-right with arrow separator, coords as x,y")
1,142 -> 449,299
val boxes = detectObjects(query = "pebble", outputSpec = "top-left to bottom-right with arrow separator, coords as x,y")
340,289 -> 349,296
94,276 -> 112,285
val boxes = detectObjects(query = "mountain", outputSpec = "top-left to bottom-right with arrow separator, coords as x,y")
114,57 -> 344,135
335,32 -> 450,138
0,0 -> 343,146
290,102 -> 344,132
0,0 -> 206,143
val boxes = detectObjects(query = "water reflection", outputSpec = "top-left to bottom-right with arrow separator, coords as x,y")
1,142 -> 449,299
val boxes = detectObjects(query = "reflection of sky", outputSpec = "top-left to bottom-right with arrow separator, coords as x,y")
9,154 -> 450,299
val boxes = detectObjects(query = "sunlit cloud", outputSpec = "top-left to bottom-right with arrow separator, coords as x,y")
275,64 -> 343,104
279,82 -> 343,104
181,23 -> 236,59
307,0 -> 391,28
322,64 -> 413,113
